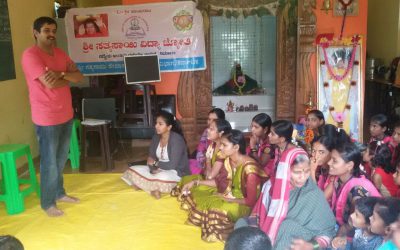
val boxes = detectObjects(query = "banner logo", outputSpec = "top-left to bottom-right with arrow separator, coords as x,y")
173,10 -> 193,31
123,16 -> 148,39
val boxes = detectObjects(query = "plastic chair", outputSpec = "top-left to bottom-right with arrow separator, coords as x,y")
68,119 -> 81,170
0,144 -> 40,215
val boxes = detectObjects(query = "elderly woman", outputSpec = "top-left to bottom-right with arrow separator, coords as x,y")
237,147 -> 336,250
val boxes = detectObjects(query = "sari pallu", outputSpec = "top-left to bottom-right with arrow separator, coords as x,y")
273,179 -> 336,250
171,143 -> 223,198
250,147 -> 307,244
331,175 -> 381,225
181,158 -> 267,242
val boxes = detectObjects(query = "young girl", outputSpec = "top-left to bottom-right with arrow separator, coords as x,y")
180,130 -> 267,242
121,111 -> 190,199
369,114 -> 394,153
171,119 -> 231,197
310,124 -> 350,193
247,113 -> 274,174
346,197 -> 383,249
327,142 -> 381,239
370,144 -> 399,197
190,108 -> 225,174
377,213 -> 400,249
305,109 -> 325,140
370,197 -> 400,246
391,121 -> 400,165
267,120 -> 298,181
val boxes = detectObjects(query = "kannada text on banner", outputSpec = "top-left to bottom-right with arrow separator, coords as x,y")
65,1 -> 206,75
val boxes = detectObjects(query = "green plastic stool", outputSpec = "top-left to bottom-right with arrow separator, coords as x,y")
69,119 -> 81,170
0,144 -> 40,215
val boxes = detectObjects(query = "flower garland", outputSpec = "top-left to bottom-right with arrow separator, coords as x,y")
321,39 -> 357,81
320,35 -> 360,128
232,70 -> 247,95
304,129 -> 314,144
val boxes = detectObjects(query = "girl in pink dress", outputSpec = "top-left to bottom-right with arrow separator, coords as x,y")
327,142 -> 381,243
246,113 -> 274,174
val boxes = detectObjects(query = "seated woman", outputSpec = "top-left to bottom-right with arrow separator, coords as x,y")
266,120 -> 297,181
190,108 -> 225,174
121,111 -> 190,199
326,142 -> 381,240
247,113 -> 274,174
304,109 -> 326,153
310,125 -> 350,195
180,130 -> 267,242
239,147 -> 336,249
213,63 -> 260,95
171,119 -> 232,197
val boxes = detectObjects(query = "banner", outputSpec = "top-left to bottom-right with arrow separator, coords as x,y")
65,1 -> 206,75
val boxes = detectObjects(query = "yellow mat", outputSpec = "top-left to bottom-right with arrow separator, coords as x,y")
0,174 -> 224,250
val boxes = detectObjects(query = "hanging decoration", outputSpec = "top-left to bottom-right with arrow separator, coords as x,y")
337,0 -> 354,40
212,5 -> 276,18
317,35 -> 362,139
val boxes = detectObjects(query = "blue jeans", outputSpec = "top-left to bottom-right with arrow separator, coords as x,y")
35,119 -> 73,210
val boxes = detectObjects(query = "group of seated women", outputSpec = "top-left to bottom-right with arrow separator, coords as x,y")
121,108 -> 400,249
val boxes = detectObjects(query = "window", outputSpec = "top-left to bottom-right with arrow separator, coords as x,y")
211,15 -> 276,94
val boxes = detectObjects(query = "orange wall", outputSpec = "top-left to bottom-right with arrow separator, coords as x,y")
122,0 -> 182,117
312,0 -> 368,99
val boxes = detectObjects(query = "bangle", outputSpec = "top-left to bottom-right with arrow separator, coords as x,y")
251,148 -> 257,153
153,161 -> 158,167
309,239 -> 319,250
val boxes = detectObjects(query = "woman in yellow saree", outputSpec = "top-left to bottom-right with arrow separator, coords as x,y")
180,130 -> 268,242
171,119 -> 232,197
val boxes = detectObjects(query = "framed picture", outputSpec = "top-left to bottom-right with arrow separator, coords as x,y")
317,38 -> 363,141
333,0 -> 359,16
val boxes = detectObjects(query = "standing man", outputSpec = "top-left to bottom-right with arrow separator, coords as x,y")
21,16 -> 84,217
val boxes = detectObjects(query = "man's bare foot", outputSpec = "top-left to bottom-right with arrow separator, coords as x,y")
57,195 -> 80,203
131,184 -> 141,190
45,206 -> 64,217
150,190 -> 161,199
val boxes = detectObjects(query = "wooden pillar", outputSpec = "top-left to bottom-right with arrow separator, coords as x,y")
296,0 -> 317,119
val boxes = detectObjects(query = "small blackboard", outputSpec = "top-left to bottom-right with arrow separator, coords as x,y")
0,0 -> 16,81
124,55 -> 161,84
